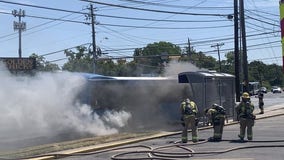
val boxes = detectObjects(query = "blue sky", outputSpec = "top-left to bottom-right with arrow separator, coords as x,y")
0,0 -> 281,67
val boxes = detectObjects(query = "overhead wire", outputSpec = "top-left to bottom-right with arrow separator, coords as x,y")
247,0 -> 280,64
0,0 -> 280,65
96,13 -> 229,23
245,10 -> 279,24
0,10 -> 87,42
246,9 -> 279,17
118,0 -> 233,10
246,15 -> 279,27
0,0 -> 87,15
80,0 -> 231,17
98,23 -> 234,30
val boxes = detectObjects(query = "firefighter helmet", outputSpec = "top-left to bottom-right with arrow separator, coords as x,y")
212,103 -> 219,108
242,92 -> 250,98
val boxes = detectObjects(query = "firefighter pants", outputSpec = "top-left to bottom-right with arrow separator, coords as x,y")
259,102 -> 264,113
213,117 -> 225,139
181,115 -> 198,143
239,118 -> 254,140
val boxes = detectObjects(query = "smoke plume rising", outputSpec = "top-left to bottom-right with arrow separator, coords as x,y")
0,63 -> 131,150
164,60 -> 207,77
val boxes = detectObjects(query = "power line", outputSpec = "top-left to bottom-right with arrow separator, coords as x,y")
245,9 -> 279,17
40,43 -> 91,57
45,40 -> 281,64
246,21 -> 275,31
80,0 -> 231,17
98,23 -> 233,29
246,15 -> 279,27
0,11 -> 89,24
119,0 -> 233,10
26,14 -> 89,24
96,13 -> 229,23
0,0 -> 87,15
245,10 -> 278,23
98,31 -> 279,52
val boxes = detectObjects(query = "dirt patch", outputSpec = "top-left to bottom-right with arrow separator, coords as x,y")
0,131 -> 160,159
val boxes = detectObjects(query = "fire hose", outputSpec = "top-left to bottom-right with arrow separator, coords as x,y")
1,139 -> 284,160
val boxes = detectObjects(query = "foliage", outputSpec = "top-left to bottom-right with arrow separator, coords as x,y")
29,53 -> 60,72
62,46 -> 94,73
248,61 -> 284,87
221,52 -> 234,75
57,41 -> 284,88
179,51 -> 217,70
133,41 -> 182,75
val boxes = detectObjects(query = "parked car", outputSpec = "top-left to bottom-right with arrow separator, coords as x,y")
258,87 -> 267,94
271,86 -> 282,93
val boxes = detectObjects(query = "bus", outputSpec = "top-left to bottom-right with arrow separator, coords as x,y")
241,81 -> 260,95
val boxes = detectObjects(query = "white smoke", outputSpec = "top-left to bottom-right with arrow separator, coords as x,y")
0,63 -> 131,141
164,60 -> 207,77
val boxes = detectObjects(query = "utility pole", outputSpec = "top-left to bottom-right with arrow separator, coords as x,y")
239,0 -> 249,93
234,0 -> 240,102
211,43 -> 224,72
90,4 -> 97,73
12,9 -> 26,58
187,38 -> 191,56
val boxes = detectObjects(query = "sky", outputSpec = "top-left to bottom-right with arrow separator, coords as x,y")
0,0 -> 281,68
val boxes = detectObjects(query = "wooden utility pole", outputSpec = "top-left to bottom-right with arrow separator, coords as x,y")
187,38 -> 191,56
211,43 -> 224,72
239,0 -> 249,93
234,0 -> 240,102
90,4 -> 97,73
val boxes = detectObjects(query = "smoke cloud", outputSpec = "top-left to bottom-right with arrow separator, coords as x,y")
164,60 -> 208,77
0,62 -> 131,149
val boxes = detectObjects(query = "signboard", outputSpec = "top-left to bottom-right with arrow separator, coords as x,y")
280,0 -> 284,72
0,57 -> 36,71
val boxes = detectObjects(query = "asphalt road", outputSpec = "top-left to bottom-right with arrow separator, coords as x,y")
60,114 -> 284,160
59,92 -> 284,160
249,91 -> 284,109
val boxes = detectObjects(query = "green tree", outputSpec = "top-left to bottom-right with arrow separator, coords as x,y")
62,46 -> 93,73
248,61 -> 266,84
133,41 -> 182,75
179,51 -> 217,70
265,64 -> 284,86
29,53 -> 60,71
222,52 -> 235,74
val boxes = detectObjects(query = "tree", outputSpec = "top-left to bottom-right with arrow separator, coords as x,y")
179,51 -> 217,70
222,52 -> 235,74
29,53 -> 60,71
133,41 -> 182,75
265,64 -> 284,86
62,46 -> 93,73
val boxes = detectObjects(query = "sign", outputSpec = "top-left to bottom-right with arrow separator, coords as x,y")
0,57 -> 36,71
280,1 -> 284,72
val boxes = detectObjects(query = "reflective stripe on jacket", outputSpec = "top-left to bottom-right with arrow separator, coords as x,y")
180,101 -> 198,115
236,101 -> 254,118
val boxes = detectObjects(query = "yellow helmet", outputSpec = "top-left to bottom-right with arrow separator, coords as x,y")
242,92 -> 250,98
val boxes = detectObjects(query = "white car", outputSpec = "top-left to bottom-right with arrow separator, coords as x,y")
271,86 -> 282,93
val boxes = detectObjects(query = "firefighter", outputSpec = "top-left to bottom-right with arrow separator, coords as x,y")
235,92 -> 255,141
258,92 -> 264,114
205,103 -> 226,142
180,98 -> 198,143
